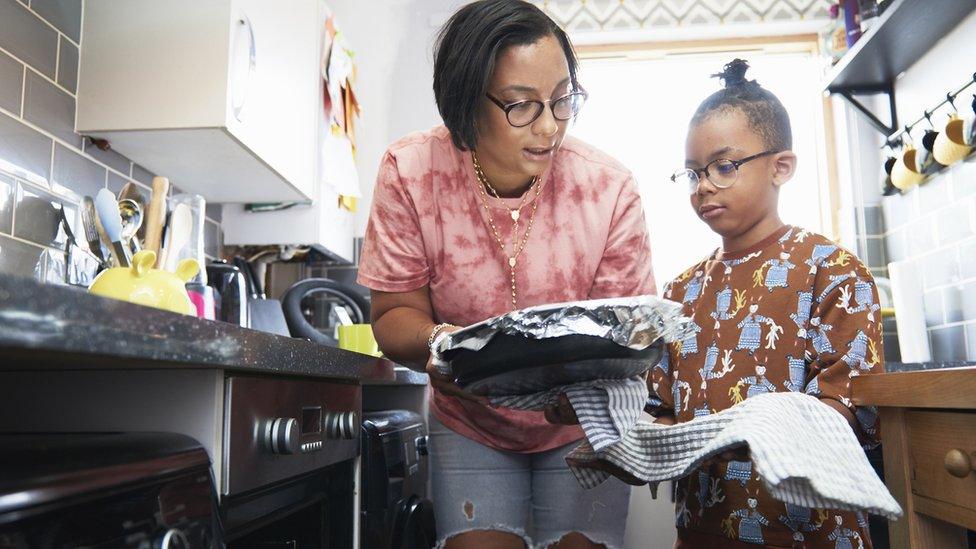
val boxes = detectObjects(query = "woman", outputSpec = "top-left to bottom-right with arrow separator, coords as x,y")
357,1 -> 655,547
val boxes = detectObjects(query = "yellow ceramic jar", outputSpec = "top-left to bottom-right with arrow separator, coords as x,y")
89,250 -> 200,315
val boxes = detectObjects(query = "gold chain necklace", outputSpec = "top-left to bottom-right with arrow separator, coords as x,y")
473,152 -> 535,256
474,154 -> 532,223
471,151 -> 543,310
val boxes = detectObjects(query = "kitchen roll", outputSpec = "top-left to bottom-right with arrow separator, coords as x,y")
888,259 -> 931,363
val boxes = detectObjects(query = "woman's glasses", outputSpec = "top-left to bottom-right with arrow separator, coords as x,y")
485,90 -> 588,128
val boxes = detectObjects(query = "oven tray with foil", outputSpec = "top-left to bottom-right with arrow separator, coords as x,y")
444,333 -> 663,396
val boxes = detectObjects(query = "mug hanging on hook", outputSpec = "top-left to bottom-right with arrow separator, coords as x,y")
967,71 -> 976,121
891,126 -> 925,191
968,92 -> 976,144
917,111 -> 945,175
881,155 -> 899,196
934,108 -> 974,166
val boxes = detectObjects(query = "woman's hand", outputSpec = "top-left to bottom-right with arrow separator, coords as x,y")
544,393 -> 578,425
426,325 -> 491,406
426,359 -> 491,406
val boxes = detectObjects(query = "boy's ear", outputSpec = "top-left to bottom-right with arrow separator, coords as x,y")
771,151 -> 797,188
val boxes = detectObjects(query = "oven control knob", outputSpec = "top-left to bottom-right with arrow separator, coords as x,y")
326,411 -> 359,439
157,528 -> 190,549
266,417 -> 299,454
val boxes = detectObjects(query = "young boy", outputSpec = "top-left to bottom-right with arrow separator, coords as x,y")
647,59 -> 884,548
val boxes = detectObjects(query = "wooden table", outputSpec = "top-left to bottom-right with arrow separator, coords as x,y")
852,367 -> 976,548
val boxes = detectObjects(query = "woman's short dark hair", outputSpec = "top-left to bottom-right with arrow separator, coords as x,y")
433,0 -> 579,151
692,59 -> 793,151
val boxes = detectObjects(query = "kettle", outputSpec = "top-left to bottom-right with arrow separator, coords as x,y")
206,260 -> 249,327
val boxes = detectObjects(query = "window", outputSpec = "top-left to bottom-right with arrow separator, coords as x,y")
572,47 -> 828,283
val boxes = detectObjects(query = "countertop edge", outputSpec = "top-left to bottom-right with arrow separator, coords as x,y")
852,365 -> 976,408
0,275 -> 398,383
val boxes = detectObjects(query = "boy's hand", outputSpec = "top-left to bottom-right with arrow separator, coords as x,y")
703,445 -> 750,468
544,393 -> 579,425
653,413 -> 676,426
819,397 -> 859,431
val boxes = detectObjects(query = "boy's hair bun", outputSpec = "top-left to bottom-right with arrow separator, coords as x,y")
692,58 -> 792,151
713,58 -> 754,89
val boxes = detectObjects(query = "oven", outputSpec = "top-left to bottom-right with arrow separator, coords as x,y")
0,370 -> 365,548
221,375 -> 362,547
0,432 -> 220,548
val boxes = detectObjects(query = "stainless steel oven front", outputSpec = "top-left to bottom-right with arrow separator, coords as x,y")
222,375 -> 361,496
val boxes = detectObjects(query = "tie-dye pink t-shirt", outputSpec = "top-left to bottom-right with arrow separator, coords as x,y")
358,125 -> 656,453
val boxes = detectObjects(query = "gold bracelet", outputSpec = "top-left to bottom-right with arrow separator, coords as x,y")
427,323 -> 454,353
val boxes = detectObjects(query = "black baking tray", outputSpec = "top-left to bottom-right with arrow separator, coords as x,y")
444,333 -> 662,396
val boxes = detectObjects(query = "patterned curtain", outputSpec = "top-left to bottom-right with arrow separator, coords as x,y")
532,0 -> 833,32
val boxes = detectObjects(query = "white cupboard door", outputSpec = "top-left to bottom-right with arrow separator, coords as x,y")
225,0 -> 319,200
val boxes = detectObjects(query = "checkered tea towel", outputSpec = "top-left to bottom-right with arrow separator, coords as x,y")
567,391 -> 902,519
491,376 -> 648,452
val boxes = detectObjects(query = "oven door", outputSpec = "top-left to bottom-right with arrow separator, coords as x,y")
223,460 -> 356,548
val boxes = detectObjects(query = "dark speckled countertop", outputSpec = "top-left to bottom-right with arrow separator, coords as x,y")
0,274 -> 413,384
382,367 -> 430,386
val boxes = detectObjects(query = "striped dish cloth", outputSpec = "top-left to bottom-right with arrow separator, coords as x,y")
491,376 -> 648,452
566,391 -> 902,520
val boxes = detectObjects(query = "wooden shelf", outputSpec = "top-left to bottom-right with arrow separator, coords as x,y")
824,0 -> 976,93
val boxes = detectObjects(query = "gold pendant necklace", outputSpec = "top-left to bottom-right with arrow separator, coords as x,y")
473,153 -> 531,225
471,151 -> 543,310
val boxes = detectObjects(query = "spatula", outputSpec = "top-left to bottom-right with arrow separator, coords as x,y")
161,203 -> 193,273
94,188 -> 131,267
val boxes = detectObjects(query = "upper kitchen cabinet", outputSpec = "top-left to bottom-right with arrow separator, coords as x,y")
76,0 -> 319,203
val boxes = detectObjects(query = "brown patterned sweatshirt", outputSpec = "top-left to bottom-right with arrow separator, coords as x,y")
648,225 -> 884,548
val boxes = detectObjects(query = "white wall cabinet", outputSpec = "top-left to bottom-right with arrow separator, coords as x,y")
221,0 -> 355,263
77,0 -> 319,203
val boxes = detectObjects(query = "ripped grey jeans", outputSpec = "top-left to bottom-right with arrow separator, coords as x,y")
428,414 -> 630,548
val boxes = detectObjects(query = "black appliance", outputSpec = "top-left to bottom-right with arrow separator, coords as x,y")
207,260 -> 249,327
232,256 -> 289,337
283,278 -> 371,346
0,432 -> 220,548
361,410 -> 435,549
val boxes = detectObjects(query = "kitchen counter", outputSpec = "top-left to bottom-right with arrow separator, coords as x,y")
363,366 -> 429,386
853,365 -> 976,408
852,366 -> 976,548
884,361 -> 976,373
0,274 -> 396,383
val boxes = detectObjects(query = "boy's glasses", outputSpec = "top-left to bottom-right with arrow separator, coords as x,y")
671,150 -> 782,194
485,90 -> 588,128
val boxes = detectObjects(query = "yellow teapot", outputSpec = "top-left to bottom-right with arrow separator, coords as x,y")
88,250 -> 200,315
